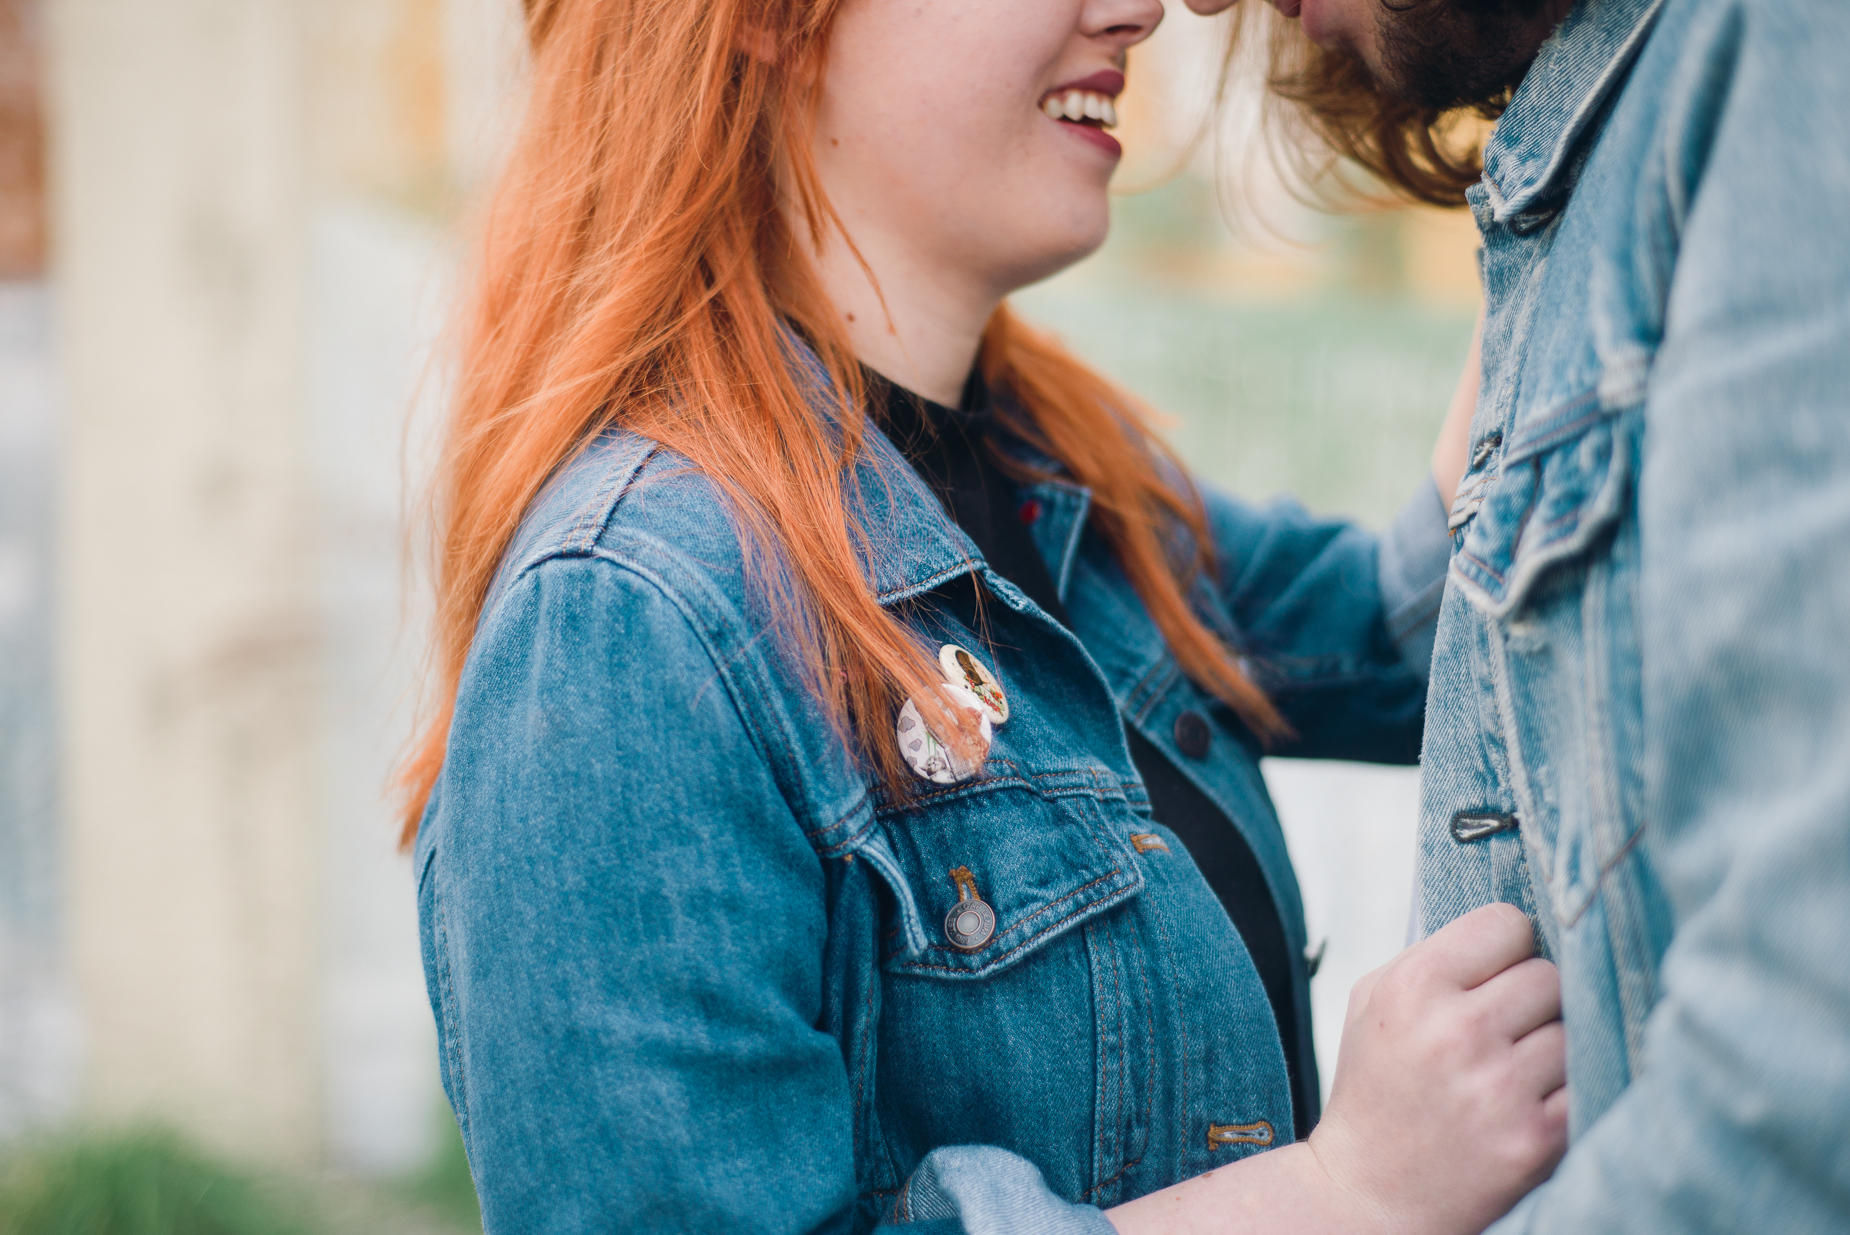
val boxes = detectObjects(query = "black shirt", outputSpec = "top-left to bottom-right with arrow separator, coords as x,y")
876,371 -> 1317,1139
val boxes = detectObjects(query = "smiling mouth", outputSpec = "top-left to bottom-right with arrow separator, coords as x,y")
1039,88 -> 1119,130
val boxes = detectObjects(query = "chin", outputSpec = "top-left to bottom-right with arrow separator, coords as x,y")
994,206 -> 1110,292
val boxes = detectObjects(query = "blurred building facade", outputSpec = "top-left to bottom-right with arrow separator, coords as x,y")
0,0 -> 524,1172
0,0 -> 1477,1176
0,0 -> 67,1148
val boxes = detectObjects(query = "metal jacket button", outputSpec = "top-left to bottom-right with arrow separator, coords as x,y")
1450,810 -> 1519,843
944,865 -> 995,950
1470,431 -> 1503,469
1174,710 -> 1210,759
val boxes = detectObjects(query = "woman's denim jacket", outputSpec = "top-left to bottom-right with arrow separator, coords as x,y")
1417,0 -> 1850,1229
415,385 -> 1450,1233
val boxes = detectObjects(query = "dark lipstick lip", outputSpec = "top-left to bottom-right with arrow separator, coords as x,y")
1041,69 -> 1126,101
1060,122 -> 1123,159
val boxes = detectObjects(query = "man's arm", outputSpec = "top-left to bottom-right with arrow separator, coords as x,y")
1499,2 -> 1850,1228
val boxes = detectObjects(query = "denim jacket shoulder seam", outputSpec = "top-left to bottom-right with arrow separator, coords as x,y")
501,538 -> 855,842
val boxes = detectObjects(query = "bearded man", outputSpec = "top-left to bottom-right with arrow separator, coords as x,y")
1188,0 -> 1850,1228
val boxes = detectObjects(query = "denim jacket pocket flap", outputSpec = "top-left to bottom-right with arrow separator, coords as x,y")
860,772 -> 1141,981
1451,393 -> 1632,620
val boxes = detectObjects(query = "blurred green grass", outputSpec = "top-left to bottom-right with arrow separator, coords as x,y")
0,1116 -> 480,1235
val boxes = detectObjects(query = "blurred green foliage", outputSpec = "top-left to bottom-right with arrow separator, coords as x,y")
1014,172 -> 1477,531
0,1130 -> 313,1235
1014,279 -> 1475,529
397,1116 -> 479,1231
0,1114 -> 480,1235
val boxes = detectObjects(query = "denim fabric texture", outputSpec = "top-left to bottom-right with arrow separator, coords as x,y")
1419,0 -> 1850,1228
415,363 -> 1446,1233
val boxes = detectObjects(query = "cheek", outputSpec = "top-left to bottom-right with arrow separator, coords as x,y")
815,3 -> 1113,285
972,124 -> 1115,276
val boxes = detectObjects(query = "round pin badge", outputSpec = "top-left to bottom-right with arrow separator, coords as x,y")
896,685 -> 992,785
937,644 -> 1009,725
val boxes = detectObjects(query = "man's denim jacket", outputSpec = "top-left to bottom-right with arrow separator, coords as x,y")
1419,0 -> 1850,1228
415,389 -> 1449,1232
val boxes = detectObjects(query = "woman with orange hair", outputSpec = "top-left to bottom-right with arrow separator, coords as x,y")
404,0 -> 1565,1231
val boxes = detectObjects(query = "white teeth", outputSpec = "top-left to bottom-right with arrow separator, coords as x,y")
1040,90 -> 1119,129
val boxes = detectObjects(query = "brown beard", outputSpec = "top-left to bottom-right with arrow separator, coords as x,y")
1371,0 -> 1564,111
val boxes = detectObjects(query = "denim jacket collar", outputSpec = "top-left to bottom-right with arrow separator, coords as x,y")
852,426 -> 989,605
1480,0 -> 1666,220
774,327 -> 987,605
849,361 -> 1100,612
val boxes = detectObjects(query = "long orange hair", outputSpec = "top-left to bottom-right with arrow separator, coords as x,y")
396,0 -> 1286,844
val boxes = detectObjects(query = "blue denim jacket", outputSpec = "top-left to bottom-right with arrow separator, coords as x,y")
416,389 -> 1449,1232
1417,0 -> 1850,1228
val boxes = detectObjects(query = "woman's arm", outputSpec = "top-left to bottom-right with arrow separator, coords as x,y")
421,556 -> 860,1232
1109,904 -> 1566,1235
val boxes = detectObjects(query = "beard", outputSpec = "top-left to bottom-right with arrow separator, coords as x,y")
1370,0 -> 1567,111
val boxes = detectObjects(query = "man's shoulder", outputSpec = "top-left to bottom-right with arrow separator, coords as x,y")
1645,0 -> 1846,74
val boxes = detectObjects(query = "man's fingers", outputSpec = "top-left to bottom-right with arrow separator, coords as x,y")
1408,902 -> 1536,991
1471,956 -> 1563,1041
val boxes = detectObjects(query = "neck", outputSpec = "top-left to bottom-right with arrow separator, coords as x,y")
802,213 -> 1000,408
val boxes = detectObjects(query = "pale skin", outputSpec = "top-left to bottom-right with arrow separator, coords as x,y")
807,0 -> 1482,506
797,2 -> 1554,1231
1182,0 -> 1395,79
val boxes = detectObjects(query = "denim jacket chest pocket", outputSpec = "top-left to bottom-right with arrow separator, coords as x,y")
847,768 -> 1154,1201
1450,392 -> 1646,930
863,770 -> 1142,978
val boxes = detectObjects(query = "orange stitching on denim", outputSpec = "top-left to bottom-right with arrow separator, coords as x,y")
1106,918 -> 1126,1185
871,761 -> 1133,815
802,790 -> 872,841
1129,832 -> 1169,853
1208,1121 -> 1275,1149
1079,912 -> 1155,1201
1102,917 -> 1117,1198
948,865 -> 980,902
1139,872 -> 1189,1162
1126,911 -> 1157,1167
893,1174 -> 912,1222
851,936 -> 877,1157
914,869 -> 1122,957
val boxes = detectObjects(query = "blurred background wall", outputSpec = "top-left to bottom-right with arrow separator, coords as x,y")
0,0 -> 1477,1199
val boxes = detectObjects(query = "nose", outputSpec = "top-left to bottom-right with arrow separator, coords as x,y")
1080,0 -> 1166,51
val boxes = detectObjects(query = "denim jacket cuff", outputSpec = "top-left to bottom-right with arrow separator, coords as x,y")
1376,472 -> 1451,680
881,1146 -> 1118,1235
